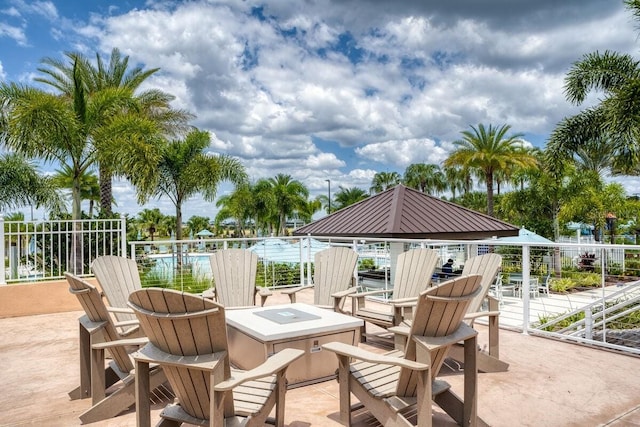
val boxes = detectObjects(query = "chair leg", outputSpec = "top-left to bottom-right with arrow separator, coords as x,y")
336,354 -> 352,426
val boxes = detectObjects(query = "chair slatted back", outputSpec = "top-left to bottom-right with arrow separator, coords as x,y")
461,253 -> 502,313
397,274 -> 482,397
209,249 -> 258,307
128,288 -> 232,421
91,256 -> 142,323
391,248 -> 439,300
313,247 -> 359,306
65,272 -> 134,374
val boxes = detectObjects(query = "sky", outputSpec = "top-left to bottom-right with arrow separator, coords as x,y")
2,0 -> 640,221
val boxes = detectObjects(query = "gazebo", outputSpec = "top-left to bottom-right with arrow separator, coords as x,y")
294,184 -> 519,282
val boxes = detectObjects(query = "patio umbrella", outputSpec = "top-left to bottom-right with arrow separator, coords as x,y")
196,229 -> 214,237
496,227 -> 553,244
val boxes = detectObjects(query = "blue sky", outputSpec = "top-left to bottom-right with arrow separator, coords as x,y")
1,0 -> 639,220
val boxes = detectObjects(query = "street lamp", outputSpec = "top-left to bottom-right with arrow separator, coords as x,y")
325,179 -> 331,214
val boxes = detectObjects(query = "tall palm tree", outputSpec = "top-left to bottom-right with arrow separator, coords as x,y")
251,179 -> 278,236
0,153 -> 63,214
444,123 -> 537,216
369,171 -> 401,194
133,129 -> 247,241
547,1 -> 640,176
333,186 -> 369,210
266,174 -> 309,236
36,48 -> 191,216
403,163 -> 446,195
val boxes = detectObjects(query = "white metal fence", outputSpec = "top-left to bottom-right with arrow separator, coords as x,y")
0,217 -> 127,283
4,217 -> 640,355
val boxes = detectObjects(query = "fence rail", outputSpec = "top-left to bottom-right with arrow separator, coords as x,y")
3,218 -> 640,356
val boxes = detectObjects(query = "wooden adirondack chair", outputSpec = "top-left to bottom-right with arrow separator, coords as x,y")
350,248 -> 439,339
281,246 -> 359,313
323,274 -> 482,427
204,248 -> 272,307
453,253 -> 508,372
129,288 -> 304,427
395,254 -> 509,373
91,255 -> 142,332
65,273 -> 168,424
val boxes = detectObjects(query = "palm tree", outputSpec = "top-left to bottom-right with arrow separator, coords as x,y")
186,216 -> 211,238
133,129 -> 247,242
403,163 -> 446,195
52,165 -> 101,217
36,49 -> 191,216
444,123 -> 537,216
0,153 -> 63,214
547,1 -> 640,176
215,184 -> 254,237
137,208 -> 165,241
333,186 -> 369,210
297,198 -> 322,224
265,174 -> 309,236
369,171 -> 401,194
443,165 -> 472,202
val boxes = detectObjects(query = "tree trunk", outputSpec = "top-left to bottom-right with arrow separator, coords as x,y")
486,170 -> 495,217
99,163 -> 113,216
175,202 -> 183,268
71,176 -> 83,275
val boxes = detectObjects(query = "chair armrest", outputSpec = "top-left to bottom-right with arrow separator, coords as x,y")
107,306 -> 135,314
92,337 -> 149,350
281,285 -> 313,303
280,285 -> 312,295
331,286 -> 358,299
413,324 -> 477,351
388,296 -> 419,308
214,348 -> 305,391
134,342 -> 227,371
201,288 -> 215,300
323,341 -> 429,371
349,288 -> 392,299
464,310 -> 500,322
257,287 -> 273,297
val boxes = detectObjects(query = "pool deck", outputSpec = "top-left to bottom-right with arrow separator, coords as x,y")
2,288 -> 640,426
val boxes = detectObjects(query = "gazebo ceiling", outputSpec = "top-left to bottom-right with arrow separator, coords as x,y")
294,184 -> 519,240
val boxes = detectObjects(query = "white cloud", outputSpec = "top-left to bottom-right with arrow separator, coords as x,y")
355,138 -> 447,168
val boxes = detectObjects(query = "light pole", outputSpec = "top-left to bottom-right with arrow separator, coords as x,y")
325,179 -> 331,214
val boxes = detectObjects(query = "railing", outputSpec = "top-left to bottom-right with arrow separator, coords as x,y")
4,217 -> 640,356
0,217 -> 127,283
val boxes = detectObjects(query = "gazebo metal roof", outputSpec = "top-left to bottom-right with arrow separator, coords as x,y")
294,184 -> 519,239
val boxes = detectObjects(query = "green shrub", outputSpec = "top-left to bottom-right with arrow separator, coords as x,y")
359,258 -> 376,270
549,278 -> 574,293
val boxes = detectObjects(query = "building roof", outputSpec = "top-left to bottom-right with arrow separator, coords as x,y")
294,184 -> 520,239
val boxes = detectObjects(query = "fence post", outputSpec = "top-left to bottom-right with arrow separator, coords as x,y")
584,307 -> 593,340
521,244 -> 531,334
0,216 -> 5,285
120,215 -> 127,257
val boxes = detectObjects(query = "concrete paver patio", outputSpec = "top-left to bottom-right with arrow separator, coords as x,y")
2,288 -> 640,426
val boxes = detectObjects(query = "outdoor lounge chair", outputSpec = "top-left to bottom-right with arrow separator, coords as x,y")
452,253 -> 508,372
91,255 -> 142,332
128,288 -> 304,427
350,247 -> 439,340
281,246 -> 359,312
65,272 -> 168,424
395,253 -> 509,373
203,248 -> 273,307
323,274 -> 482,427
